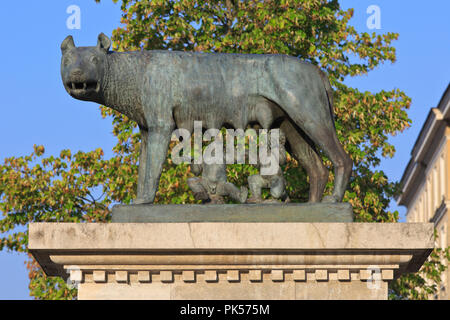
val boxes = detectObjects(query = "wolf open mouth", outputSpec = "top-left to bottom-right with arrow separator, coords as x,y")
66,81 -> 99,92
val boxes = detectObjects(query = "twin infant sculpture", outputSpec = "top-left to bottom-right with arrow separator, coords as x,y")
187,130 -> 289,204
60,33 -> 353,205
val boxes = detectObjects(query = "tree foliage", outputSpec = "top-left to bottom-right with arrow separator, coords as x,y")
0,0 -> 447,299
389,231 -> 450,300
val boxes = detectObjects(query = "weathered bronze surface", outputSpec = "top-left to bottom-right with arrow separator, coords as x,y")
61,33 -> 352,205
111,203 -> 354,223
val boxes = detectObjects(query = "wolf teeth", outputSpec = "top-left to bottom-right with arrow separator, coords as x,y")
68,82 -> 98,91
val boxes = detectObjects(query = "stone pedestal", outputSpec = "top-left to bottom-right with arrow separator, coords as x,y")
28,222 -> 433,300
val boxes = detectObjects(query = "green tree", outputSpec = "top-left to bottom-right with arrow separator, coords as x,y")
389,231 -> 450,300
0,0 -> 447,299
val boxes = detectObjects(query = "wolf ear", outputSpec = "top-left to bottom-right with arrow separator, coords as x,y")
61,35 -> 75,54
97,33 -> 111,52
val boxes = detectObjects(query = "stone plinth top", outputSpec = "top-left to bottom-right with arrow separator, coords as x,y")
29,222 -> 433,251
29,222 -> 433,281
29,222 -> 434,299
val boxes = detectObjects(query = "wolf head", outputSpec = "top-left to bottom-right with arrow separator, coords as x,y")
60,33 -> 111,102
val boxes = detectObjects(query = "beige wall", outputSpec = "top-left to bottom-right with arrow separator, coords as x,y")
407,135 -> 447,223
406,128 -> 450,299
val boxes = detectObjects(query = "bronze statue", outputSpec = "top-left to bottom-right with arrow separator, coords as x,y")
247,130 -> 290,203
187,161 -> 248,204
60,33 -> 352,204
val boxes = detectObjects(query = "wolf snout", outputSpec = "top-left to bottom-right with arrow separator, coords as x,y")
65,68 -> 99,93
70,69 -> 85,80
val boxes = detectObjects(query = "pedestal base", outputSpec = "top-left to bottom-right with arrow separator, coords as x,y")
112,203 -> 354,223
28,222 -> 433,300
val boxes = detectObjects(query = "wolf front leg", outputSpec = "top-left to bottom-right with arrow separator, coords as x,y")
135,124 -> 174,204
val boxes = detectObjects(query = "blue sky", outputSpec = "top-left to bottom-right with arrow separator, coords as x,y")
0,0 -> 449,299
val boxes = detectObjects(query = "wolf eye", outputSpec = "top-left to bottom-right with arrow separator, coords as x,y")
90,56 -> 99,64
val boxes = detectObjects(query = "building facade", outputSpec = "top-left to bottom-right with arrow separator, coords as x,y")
397,84 -> 450,299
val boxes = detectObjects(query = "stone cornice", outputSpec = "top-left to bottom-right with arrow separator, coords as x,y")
397,84 -> 450,207
29,222 -> 433,292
